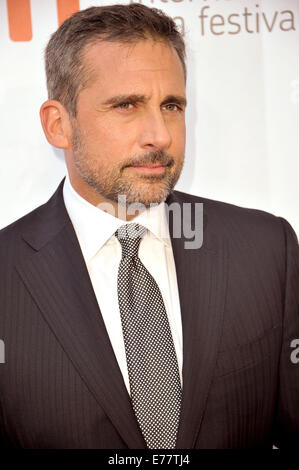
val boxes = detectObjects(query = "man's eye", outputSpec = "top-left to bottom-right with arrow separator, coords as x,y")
164,104 -> 182,112
115,102 -> 133,110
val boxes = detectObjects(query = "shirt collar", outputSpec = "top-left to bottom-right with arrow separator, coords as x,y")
63,174 -> 171,262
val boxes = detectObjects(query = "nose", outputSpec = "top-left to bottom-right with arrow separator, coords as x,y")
138,108 -> 172,151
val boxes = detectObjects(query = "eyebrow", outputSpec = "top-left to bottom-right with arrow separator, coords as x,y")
101,94 -> 187,108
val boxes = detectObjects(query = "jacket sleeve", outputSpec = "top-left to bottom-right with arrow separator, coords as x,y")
273,217 -> 299,447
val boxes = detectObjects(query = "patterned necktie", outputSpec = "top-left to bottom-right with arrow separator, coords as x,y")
115,223 -> 182,449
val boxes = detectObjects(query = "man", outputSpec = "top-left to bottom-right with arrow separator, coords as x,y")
0,3 -> 298,449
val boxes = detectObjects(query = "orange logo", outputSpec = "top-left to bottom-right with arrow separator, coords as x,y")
6,0 -> 80,41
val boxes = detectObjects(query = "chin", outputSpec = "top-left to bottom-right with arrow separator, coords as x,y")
126,185 -> 172,207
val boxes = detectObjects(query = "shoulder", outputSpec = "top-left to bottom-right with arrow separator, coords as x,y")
171,189 -> 298,250
171,189 -> 282,226
0,202 -> 49,268
0,178 -> 66,262
0,199 -> 48,244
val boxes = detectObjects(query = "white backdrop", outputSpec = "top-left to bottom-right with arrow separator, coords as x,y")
1,0 -> 298,236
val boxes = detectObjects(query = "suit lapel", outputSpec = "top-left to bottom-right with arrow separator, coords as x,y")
16,180 -> 146,449
167,191 -> 229,449
16,180 -> 228,449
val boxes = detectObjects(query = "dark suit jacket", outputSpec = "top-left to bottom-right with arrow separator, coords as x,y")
0,178 -> 298,448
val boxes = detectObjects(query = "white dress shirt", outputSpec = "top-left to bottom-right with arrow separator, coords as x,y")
63,174 -> 183,393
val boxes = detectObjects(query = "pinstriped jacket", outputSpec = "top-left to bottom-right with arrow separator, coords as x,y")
0,178 -> 298,448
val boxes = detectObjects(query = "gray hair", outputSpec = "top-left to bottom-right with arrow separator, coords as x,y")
45,3 -> 186,117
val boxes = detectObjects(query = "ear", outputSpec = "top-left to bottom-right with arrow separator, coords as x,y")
40,100 -> 72,149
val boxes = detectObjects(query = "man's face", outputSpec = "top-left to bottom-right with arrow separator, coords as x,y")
68,39 -> 186,208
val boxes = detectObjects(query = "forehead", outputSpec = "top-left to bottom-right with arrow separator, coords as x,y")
81,39 -> 186,93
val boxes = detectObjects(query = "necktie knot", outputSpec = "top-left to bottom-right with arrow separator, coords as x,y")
115,223 -> 146,258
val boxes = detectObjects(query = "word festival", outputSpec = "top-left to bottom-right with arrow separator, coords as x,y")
5,1 -> 296,42
134,1 -> 295,36
198,4 -> 295,35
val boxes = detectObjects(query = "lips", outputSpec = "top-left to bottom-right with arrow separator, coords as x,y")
134,164 -> 164,169
129,164 -> 166,174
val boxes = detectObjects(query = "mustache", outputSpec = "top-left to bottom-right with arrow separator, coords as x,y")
122,151 -> 174,169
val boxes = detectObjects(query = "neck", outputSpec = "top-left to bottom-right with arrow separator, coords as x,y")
67,170 -> 147,221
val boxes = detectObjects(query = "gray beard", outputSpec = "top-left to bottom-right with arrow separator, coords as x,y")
72,126 -> 184,207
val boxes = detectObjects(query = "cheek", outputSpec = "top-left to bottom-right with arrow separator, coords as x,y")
86,117 -> 137,151
81,121 -> 138,169
170,121 -> 186,153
